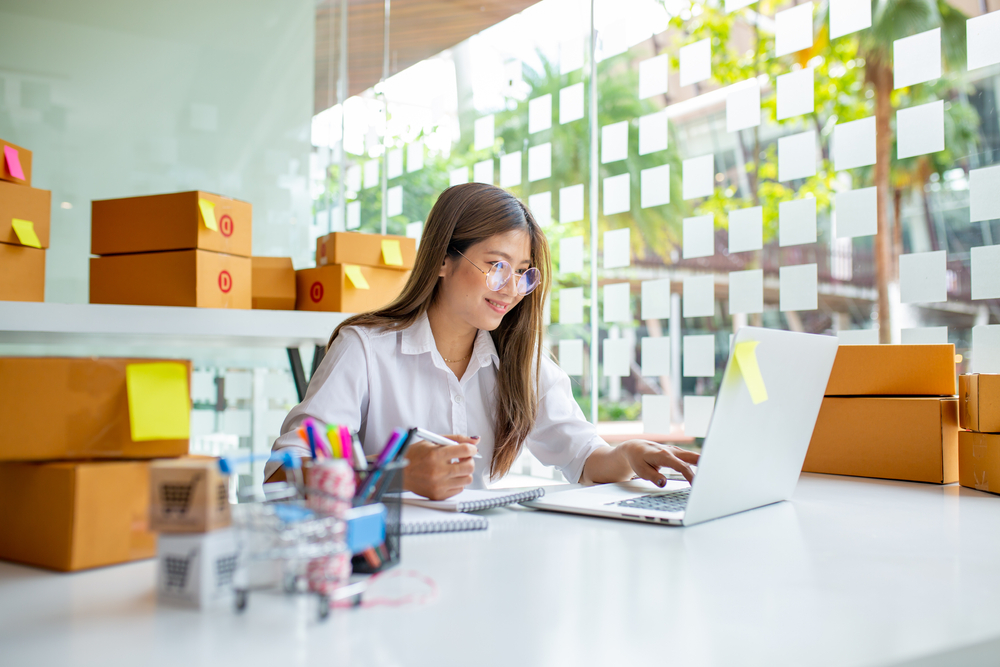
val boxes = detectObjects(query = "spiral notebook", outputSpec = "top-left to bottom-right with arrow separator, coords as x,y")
401,488 -> 546,513
401,506 -> 489,535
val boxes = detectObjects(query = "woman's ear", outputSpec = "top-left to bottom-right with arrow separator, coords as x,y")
439,256 -> 450,278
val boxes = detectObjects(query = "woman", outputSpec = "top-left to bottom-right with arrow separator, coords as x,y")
266,183 -> 698,499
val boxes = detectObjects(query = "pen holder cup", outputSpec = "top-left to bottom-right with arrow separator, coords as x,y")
351,460 -> 405,574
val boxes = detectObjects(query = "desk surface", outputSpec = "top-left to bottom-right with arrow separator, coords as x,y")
2,474 -> 1000,667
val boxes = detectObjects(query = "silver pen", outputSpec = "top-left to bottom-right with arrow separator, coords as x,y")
414,428 -> 482,459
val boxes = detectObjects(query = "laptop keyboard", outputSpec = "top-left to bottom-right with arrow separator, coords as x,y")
611,487 -> 691,513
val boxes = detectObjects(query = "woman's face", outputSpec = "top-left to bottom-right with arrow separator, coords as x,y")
438,229 -> 533,332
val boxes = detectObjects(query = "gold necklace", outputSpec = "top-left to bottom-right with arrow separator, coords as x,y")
442,352 -> 471,363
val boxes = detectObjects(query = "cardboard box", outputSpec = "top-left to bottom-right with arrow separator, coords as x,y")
149,458 -> 231,533
0,357 -> 190,461
156,529 -> 238,607
959,374 -> 1000,433
0,460 -> 155,571
824,344 -> 957,396
803,396 -> 959,484
91,191 -> 252,257
0,242 -> 44,302
90,249 -> 251,309
0,180 -> 50,248
0,138 -> 32,186
959,431 -> 1000,495
316,231 -> 416,270
296,263 -> 410,313
251,256 -> 296,310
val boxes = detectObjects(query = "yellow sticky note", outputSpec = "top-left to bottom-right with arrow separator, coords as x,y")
11,219 -> 41,248
125,362 -> 191,441
381,239 -> 403,266
733,340 -> 768,404
344,264 -> 370,289
198,198 -> 218,231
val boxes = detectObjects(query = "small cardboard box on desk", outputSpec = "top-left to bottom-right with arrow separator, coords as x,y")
958,374 -> 1000,495
0,175 -> 51,302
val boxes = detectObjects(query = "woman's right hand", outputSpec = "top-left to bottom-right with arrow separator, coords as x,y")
402,435 -> 479,500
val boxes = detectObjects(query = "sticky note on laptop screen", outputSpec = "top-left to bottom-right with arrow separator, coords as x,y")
126,362 -> 191,441
198,198 -> 218,231
381,239 -> 403,266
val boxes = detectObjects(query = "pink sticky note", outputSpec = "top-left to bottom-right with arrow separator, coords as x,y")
4,146 -> 25,181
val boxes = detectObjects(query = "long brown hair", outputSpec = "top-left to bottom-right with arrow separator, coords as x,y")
328,183 -> 552,479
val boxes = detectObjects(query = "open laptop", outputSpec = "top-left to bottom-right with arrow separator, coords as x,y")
525,327 -> 839,526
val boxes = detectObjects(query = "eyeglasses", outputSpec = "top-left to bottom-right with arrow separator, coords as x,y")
456,250 -> 541,296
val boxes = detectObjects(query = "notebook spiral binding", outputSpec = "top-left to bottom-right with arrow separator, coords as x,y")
401,514 -> 488,535
456,488 -> 545,512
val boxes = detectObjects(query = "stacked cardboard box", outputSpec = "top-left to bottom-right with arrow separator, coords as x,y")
958,374 -> 1000,495
0,357 -> 191,571
0,139 -> 51,302
90,191 -> 252,308
297,232 -> 414,312
251,256 -> 296,310
803,345 -> 959,484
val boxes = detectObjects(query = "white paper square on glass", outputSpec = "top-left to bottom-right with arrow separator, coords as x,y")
683,274 -> 715,318
684,335 -> 716,377
901,326 -> 948,345
560,83 -> 585,124
641,164 -> 671,209
603,282 -> 631,322
345,165 -> 362,192
684,395 -> 715,437
603,173 -> 631,216
407,141 -> 424,173
643,395 -> 672,435
528,191 -> 552,227
387,185 -> 403,217
560,183 -> 585,223
778,130 -> 816,182
449,167 -> 469,187
558,339 -> 584,376
560,36 -> 585,75
603,338 -> 631,378
528,143 -> 552,182
604,227 -> 631,268
779,197 -> 817,247
728,206 -> 763,253
560,236 -> 584,274
727,78 -> 761,132
499,152 -> 522,188
899,250 -> 947,303
641,337 -> 671,376
973,325 -> 1000,373
601,121 -> 628,163
474,115 -> 495,152
838,329 -> 879,345
968,12 -> 1000,71
833,116 -> 876,171
684,214 -> 715,258
780,263 -> 818,311
346,200 -> 361,230
830,0 -> 871,39
776,3 -> 814,57
473,159 -> 494,185
897,100 -> 944,159
835,187 -> 877,238
639,54 -> 669,100
894,28 -> 941,89
729,269 -> 763,315
969,165 -> 1000,222
558,287 -> 584,324
680,38 -> 711,86
529,94 -> 552,134
725,0 -> 757,13
683,154 -> 714,200
405,221 -> 423,243
641,278 -> 671,319
776,68 -> 814,121
387,148 -> 404,180
639,110 -> 668,156
972,244 -> 1000,300
364,159 -> 379,189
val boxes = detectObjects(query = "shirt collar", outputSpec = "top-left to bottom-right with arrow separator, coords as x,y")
401,311 -> 500,370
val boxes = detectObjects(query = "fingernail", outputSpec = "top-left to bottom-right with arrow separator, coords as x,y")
471,436 -> 481,440
656,478 -> 666,488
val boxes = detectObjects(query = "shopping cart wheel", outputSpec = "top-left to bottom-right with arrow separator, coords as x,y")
317,594 -> 330,621
235,589 -> 248,613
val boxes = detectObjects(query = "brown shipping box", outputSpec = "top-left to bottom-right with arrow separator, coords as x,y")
959,431 -> 1000,495
0,460 -> 156,571
149,459 -> 231,533
0,180 -> 50,247
0,138 -> 32,186
959,374 -> 1000,433
804,396 -> 959,484
91,191 -> 251,257
316,231 -> 416,270
251,256 -> 296,310
296,264 -> 410,313
0,357 -> 190,461
90,249 -> 251,309
0,242 -> 45,302
824,344 -> 957,396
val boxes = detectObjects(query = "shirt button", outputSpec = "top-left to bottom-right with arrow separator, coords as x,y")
454,394 -> 463,404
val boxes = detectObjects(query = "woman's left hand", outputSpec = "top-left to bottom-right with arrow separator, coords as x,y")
616,440 -> 700,487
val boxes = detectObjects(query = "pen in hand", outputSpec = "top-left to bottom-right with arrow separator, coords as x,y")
414,428 -> 482,460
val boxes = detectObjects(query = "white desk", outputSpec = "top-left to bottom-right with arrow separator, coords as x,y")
2,474 -> 1000,667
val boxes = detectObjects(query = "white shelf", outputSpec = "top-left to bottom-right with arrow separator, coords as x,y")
0,302 -> 352,349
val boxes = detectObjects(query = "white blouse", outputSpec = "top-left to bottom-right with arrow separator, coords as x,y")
266,312 -> 605,487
